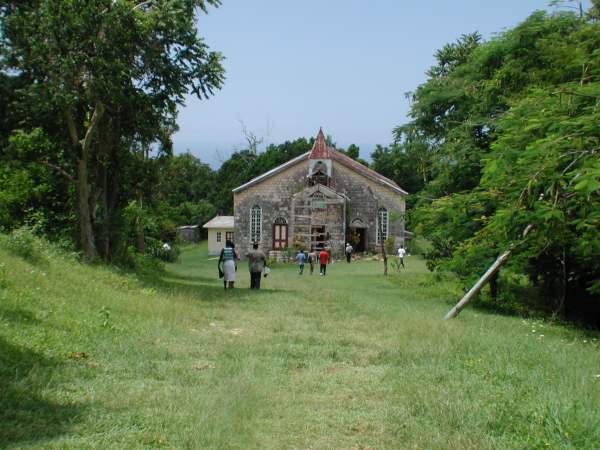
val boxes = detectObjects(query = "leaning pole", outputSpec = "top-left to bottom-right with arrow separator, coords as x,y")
444,249 -> 514,320
444,225 -> 533,320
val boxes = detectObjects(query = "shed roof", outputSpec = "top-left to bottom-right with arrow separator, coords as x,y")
202,216 -> 234,229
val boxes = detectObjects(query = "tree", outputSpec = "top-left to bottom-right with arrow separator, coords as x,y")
1,0 -> 225,260
390,6 -> 600,322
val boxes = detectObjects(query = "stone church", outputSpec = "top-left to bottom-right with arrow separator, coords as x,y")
233,129 -> 407,258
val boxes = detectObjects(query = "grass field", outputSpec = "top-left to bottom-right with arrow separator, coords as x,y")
1,240 -> 599,449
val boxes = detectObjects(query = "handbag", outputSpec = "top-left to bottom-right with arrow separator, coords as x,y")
263,266 -> 271,278
218,265 -> 224,279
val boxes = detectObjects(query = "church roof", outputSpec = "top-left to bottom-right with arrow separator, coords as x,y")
309,128 -> 331,160
232,129 -> 408,195
330,149 -> 407,195
232,151 -> 311,193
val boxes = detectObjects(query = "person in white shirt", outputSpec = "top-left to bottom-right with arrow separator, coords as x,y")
397,245 -> 406,268
345,243 -> 353,263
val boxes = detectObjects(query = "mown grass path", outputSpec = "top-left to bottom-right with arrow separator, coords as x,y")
1,243 -> 599,449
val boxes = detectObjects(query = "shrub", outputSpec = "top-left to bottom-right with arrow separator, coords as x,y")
0,226 -> 46,263
115,244 -> 165,276
145,237 -> 180,263
384,235 -> 396,254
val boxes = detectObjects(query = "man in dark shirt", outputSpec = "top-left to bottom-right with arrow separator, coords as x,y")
246,242 -> 267,289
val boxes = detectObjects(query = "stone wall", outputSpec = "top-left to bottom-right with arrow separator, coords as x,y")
233,157 -> 406,257
332,163 -> 406,252
233,161 -> 307,257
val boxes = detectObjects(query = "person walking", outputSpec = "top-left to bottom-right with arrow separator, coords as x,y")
246,242 -> 267,289
397,245 -> 406,269
319,247 -> 329,276
295,250 -> 306,275
345,243 -> 353,263
308,249 -> 317,275
218,240 -> 239,290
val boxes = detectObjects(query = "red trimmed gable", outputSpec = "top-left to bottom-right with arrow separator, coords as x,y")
309,128 -> 331,160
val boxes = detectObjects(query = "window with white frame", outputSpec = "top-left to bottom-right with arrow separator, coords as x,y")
250,205 -> 262,242
216,231 -> 222,243
377,208 -> 389,245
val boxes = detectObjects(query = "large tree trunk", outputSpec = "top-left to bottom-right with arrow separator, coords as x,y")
99,156 -> 110,260
76,157 -> 97,261
65,102 -> 105,262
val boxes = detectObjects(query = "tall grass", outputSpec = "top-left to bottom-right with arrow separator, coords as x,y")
0,236 -> 598,448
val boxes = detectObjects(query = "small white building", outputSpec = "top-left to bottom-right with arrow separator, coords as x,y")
203,216 -> 235,255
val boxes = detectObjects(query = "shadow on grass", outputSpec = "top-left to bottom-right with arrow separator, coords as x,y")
0,305 -> 40,326
137,269 -> 289,303
0,336 -> 85,446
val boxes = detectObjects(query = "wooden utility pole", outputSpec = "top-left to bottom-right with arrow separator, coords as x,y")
444,224 -> 533,320
444,248 -> 514,319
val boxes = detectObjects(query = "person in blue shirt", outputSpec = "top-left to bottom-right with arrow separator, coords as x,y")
295,250 -> 306,275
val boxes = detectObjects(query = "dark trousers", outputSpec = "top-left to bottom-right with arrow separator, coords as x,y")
346,253 -> 352,263
250,271 -> 261,289
320,263 -> 327,275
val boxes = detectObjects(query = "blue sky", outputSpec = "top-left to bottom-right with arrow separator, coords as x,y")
173,0 -> 588,167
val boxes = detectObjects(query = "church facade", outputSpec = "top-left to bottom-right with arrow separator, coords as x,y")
232,129 -> 407,258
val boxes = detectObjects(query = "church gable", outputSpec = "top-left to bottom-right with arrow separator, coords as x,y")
233,129 -> 406,257
233,128 -> 407,196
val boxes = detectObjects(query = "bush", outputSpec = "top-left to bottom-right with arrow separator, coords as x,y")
384,235 -> 396,254
405,236 -> 430,256
115,244 -> 165,276
0,226 -> 46,263
146,237 -> 180,263
158,218 -> 177,242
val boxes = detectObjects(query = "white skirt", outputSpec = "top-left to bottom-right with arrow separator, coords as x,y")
223,260 -> 236,282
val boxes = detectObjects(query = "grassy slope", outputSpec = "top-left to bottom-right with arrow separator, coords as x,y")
1,242 -> 599,449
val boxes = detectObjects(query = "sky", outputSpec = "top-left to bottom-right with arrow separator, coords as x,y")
173,0 -> 588,167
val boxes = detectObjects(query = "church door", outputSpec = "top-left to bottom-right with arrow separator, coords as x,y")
272,219 -> 288,250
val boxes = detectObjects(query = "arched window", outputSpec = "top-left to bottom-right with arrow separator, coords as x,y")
273,217 -> 288,250
250,205 -> 262,242
377,208 -> 388,245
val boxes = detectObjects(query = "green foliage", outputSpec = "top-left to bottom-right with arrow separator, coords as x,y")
0,226 -> 46,264
145,237 -> 180,263
384,235 -> 396,254
0,0 -> 225,261
0,129 -> 74,237
391,6 -> 600,323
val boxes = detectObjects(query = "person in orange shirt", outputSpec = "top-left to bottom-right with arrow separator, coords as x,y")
319,248 -> 329,276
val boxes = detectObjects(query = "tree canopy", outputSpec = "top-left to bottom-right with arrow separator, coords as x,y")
383,3 -> 600,323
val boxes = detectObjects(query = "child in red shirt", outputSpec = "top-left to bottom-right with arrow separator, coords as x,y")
319,249 -> 329,276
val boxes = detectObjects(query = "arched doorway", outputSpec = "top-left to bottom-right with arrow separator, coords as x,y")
347,218 -> 367,252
